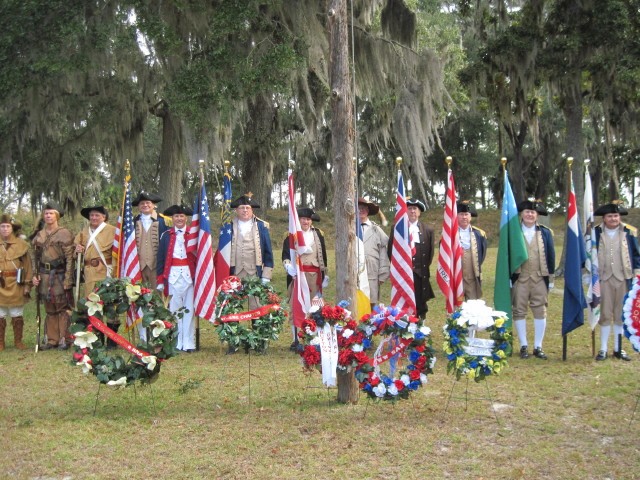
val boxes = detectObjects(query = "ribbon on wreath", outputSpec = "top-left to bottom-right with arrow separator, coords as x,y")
217,304 -> 281,323
88,315 -> 153,361
372,336 -> 412,376
317,323 -> 339,387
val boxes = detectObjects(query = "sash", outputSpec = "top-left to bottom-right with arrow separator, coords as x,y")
318,323 -> 338,387
87,223 -> 112,278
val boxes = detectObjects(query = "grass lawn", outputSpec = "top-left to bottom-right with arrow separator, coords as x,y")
1,210 -> 639,479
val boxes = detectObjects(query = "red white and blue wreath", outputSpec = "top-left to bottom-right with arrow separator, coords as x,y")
212,276 -> 287,353
443,300 -> 511,381
69,277 -> 179,387
622,274 -> 640,352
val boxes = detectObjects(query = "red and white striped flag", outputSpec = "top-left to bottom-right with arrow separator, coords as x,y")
287,167 -> 311,327
389,168 -> 416,314
112,174 -> 142,329
186,182 -> 216,321
436,168 -> 463,314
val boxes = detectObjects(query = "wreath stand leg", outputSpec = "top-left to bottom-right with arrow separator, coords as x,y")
443,377 -> 501,426
630,391 -> 639,427
93,383 -> 102,416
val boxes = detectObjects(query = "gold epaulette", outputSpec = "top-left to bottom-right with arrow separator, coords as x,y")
624,223 -> 638,236
472,226 -> 486,238
160,214 -> 173,227
255,216 -> 270,229
539,224 -> 554,236
315,227 -> 325,237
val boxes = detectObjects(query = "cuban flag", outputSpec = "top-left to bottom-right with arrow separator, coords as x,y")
562,168 -> 587,336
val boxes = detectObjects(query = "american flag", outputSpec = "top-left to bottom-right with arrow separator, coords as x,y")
186,183 -> 216,321
583,164 -> 600,329
214,170 -> 232,285
436,168 -> 463,314
288,167 -> 311,328
112,176 -> 142,329
389,168 -> 416,314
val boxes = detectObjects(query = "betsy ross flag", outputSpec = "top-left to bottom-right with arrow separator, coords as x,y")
583,164 -> 601,330
494,168 -> 528,327
354,211 -> 371,320
287,167 -> 311,327
112,173 -> 142,330
214,169 -> 232,286
437,168 -> 463,314
389,168 -> 416,314
562,167 -> 587,336
186,182 -> 216,321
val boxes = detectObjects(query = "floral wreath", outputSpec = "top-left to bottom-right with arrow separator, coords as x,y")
69,277 -> 179,387
443,300 -> 511,382
299,303 -> 436,401
622,274 -> 640,352
212,276 -> 287,352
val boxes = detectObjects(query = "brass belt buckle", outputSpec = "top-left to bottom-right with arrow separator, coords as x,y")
44,262 -> 52,271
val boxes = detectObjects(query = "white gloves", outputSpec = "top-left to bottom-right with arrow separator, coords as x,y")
548,282 -> 555,291
157,284 -> 164,291
322,275 -> 330,289
261,278 -> 270,284
285,263 -> 297,277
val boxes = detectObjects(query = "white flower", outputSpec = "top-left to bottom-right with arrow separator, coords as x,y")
387,384 -> 399,396
74,331 -> 99,349
342,329 -> 353,339
352,344 -> 363,352
408,323 -> 417,334
364,325 -> 374,336
373,383 -> 387,397
76,355 -> 92,374
85,293 -> 103,316
419,326 -> 431,336
141,355 -> 157,371
125,283 -> 141,302
309,305 -> 320,314
458,300 -> 496,330
420,373 -> 428,384
107,377 -> 127,388
400,374 -> 411,385
429,357 -> 437,369
150,319 -> 166,338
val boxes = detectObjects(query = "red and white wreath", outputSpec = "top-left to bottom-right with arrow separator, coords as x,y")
622,274 -> 640,352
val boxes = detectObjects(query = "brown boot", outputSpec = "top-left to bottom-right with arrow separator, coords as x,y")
0,318 -> 5,351
12,317 -> 27,350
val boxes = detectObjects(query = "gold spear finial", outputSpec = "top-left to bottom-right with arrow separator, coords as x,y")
288,159 -> 295,168
395,157 -> 403,168
567,156 -> 574,169
124,159 -> 131,183
500,157 -> 507,170
445,156 -> 452,168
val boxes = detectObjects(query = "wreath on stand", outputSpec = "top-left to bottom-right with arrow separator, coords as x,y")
213,276 -> 287,353
69,278 -> 179,387
299,303 -> 436,401
623,274 -> 640,352
443,300 -> 511,382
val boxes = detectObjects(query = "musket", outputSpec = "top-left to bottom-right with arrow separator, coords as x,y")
34,247 -> 42,353
74,251 -> 83,306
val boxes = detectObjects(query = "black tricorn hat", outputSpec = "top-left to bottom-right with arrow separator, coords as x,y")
594,202 -> 628,216
517,199 -> 548,216
163,205 -> 194,216
297,207 -> 320,222
230,193 -> 260,209
357,197 -> 380,216
132,191 -> 162,206
406,198 -> 426,212
456,200 -> 477,218
43,201 -> 64,218
81,206 -> 109,220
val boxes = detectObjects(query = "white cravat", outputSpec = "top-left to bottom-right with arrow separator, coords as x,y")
140,213 -> 152,232
522,224 -> 536,244
238,219 -> 252,236
302,229 -> 315,248
604,227 -> 618,238
174,229 -> 186,258
459,227 -> 471,250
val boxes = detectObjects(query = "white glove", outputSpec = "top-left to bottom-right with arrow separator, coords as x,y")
322,275 -> 330,289
285,263 -> 297,277
156,284 -> 164,291
548,282 -> 554,291
261,278 -> 270,284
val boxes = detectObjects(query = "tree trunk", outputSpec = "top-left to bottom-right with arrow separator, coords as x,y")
151,101 -> 184,210
328,0 -> 358,404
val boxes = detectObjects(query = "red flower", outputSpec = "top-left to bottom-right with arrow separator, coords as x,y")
302,319 -> 317,333
345,320 -> 357,330
369,375 -> 380,387
353,351 -> 369,366
394,379 -> 405,390
141,287 -> 151,295
301,346 -> 320,366
163,321 -> 173,329
86,325 -> 93,332
414,344 -> 425,353
73,352 -> 84,361
409,369 -> 421,380
82,348 -> 88,355
407,315 -> 419,323
415,356 -> 427,369
338,349 -> 353,366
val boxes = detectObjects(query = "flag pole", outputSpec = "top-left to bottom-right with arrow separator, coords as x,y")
562,157 -> 573,361
195,158 -> 204,352
584,158 -> 596,357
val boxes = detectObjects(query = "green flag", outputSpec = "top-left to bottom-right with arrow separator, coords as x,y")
494,169 -> 528,328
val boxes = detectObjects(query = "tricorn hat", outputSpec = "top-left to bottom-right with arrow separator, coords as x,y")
594,201 -> 628,216
81,206 -> 109,220
456,200 -> 477,218
132,191 -> 163,206
357,197 -> 380,216
0,213 -> 22,233
406,198 -> 426,212
230,193 -> 260,209
297,207 -> 320,222
163,205 -> 194,216
43,201 -> 64,218
517,199 -> 548,216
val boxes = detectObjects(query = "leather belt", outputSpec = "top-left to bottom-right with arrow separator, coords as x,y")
0,270 -> 18,277
40,262 -> 64,272
84,258 -> 111,268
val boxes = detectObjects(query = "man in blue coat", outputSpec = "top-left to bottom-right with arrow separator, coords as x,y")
512,199 -> 555,360
594,202 -> 640,361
